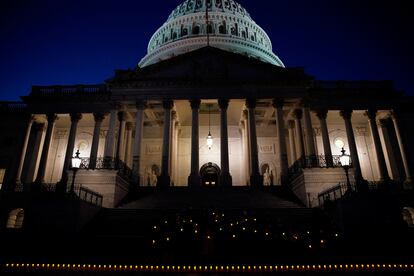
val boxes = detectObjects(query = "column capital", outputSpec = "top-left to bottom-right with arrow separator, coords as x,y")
163,99 -> 174,110
293,109 -> 303,120
287,120 -> 295,129
117,111 -> 126,122
340,109 -> 353,120
389,110 -> 399,121
366,109 -> 378,120
315,109 -> 328,120
272,98 -> 284,109
126,122 -> 133,131
378,118 -> 389,128
300,98 -> 311,107
245,98 -> 257,109
189,99 -> 201,109
46,113 -> 58,123
171,110 -> 178,121
242,109 -> 249,120
136,100 -> 147,110
218,98 -> 230,109
93,112 -> 106,122
70,113 -> 82,123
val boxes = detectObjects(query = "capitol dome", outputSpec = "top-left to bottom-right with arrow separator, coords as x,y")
139,0 -> 285,68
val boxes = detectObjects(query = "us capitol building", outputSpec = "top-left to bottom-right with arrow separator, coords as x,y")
1,0 -> 413,269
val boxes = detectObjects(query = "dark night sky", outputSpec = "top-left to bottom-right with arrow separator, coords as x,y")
0,0 -> 412,101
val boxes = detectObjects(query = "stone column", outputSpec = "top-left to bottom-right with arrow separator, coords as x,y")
287,121 -> 297,165
273,99 -> 288,185
158,100 -> 173,187
132,100 -> 146,186
218,98 -> 232,187
16,116 -> 35,186
242,110 -> 251,179
340,110 -> 363,184
34,113 -> 58,187
124,122 -> 133,167
188,99 -> 201,187
378,119 -> 401,182
58,113 -> 82,191
316,109 -> 333,167
293,109 -> 306,161
115,111 -> 126,166
303,105 -> 316,157
170,111 -> 178,185
390,111 -> 412,188
366,109 -> 390,181
104,109 -> 117,161
89,113 -> 105,169
245,98 -> 262,187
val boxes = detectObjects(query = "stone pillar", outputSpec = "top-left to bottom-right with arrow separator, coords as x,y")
390,111 -> 412,188
34,113 -> 57,187
287,120 -> 297,165
26,123 -> 45,184
316,109 -> 333,167
170,111 -> 178,185
188,99 -> 201,187
158,100 -> 173,187
115,111 -> 126,166
242,110 -> 252,179
340,110 -> 363,184
124,122 -> 133,167
58,113 -> 82,192
15,116 -> 35,186
273,99 -> 288,185
89,113 -> 105,169
378,119 -> 401,182
293,109 -> 306,161
303,105 -> 316,156
245,98 -> 262,187
132,101 -> 146,186
104,109 -> 117,161
218,98 -> 232,187
366,109 -> 390,181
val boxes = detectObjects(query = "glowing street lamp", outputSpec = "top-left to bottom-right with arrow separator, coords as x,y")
339,147 -> 352,194
70,149 -> 81,193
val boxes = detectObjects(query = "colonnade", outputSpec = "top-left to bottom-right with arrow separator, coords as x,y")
14,98 -> 413,191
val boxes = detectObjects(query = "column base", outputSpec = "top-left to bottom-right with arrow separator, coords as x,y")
188,173 -> 201,188
250,174 -> 263,188
157,174 -> 170,188
220,172 -> 232,187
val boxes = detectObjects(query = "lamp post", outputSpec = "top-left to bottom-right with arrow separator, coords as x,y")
70,149 -> 81,194
339,147 -> 352,194
206,103 -> 213,150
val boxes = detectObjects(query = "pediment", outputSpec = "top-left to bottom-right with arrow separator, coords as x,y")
108,47 -> 312,88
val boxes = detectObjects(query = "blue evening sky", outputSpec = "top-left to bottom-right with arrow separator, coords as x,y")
0,0 -> 412,101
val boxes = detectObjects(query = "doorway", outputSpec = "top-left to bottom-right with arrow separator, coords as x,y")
200,162 -> 221,187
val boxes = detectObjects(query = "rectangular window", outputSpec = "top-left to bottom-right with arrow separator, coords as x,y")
0,169 -> 5,190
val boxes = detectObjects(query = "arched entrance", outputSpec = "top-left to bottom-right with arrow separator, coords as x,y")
200,162 -> 221,187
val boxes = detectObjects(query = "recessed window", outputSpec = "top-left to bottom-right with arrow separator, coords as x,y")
334,138 -> 345,149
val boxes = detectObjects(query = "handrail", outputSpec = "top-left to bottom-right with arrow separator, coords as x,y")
75,185 -> 103,207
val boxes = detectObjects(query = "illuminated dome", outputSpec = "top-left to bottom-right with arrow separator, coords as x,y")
139,0 -> 285,68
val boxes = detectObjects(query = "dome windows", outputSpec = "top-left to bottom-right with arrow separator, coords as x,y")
192,25 -> 201,35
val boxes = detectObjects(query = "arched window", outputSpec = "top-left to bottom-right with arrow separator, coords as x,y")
219,24 -> 226,34
192,25 -> 200,35
241,31 -> 246,39
207,24 -> 213,34
172,32 -> 177,40
6,208 -> 24,229
402,207 -> 414,226
181,27 -> 188,37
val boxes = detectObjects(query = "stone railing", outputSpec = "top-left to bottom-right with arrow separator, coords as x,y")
317,182 -> 356,207
288,155 -> 351,181
79,157 -> 133,183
